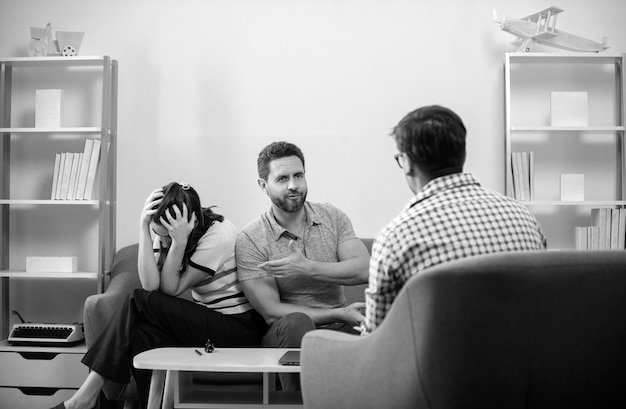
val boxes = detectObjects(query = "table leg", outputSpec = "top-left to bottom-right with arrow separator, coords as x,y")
162,370 -> 174,409
263,372 -> 269,405
147,369 -> 166,409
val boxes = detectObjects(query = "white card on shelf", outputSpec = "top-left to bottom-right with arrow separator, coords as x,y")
560,174 -> 584,201
551,91 -> 588,127
35,89 -> 63,128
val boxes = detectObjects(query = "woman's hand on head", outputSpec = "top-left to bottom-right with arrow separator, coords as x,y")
140,188 -> 164,228
159,203 -> 196,247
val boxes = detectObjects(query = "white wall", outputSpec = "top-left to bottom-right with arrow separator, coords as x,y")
1,0 -> 625,328
1,0 -> 625,245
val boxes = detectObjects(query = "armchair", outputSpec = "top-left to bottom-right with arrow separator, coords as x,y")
83,244 -> 143,404
301,250 -> 626,409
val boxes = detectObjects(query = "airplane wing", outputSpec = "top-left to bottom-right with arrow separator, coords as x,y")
522,6 -> 564,22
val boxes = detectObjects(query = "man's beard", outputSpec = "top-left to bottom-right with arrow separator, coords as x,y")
270,189 -> 307,213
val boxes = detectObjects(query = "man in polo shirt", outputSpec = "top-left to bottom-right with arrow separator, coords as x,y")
236,141 -> 370,390
362,105 -> 547,335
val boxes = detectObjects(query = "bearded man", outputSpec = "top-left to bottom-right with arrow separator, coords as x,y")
235,141 -> 370,390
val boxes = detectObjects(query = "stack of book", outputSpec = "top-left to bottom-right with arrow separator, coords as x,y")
511,151 -> 534,201
51,139 -> 101,200
575,208 -> 626,250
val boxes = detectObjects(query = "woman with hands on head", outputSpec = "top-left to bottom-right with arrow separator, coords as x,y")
50,182 -> 267,409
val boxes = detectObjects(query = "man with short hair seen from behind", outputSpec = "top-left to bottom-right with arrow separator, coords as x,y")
362,105 -> 547,335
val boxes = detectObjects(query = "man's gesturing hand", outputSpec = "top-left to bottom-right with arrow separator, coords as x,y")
258,240 -> 312,278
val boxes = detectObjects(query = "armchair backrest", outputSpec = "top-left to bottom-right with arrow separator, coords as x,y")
410,250 -> 626,408
302,250 -> 626,409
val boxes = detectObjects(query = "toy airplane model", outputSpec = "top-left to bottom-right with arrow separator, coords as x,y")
494,6 -> 609,53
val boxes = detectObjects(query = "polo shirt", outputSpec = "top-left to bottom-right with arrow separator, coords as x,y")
236,202 -> 357,309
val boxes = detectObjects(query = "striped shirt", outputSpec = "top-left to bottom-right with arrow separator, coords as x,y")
154,218 -> 252,315
363,173 -> 547,334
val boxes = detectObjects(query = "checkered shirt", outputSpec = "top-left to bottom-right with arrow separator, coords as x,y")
363,172 -> 547,334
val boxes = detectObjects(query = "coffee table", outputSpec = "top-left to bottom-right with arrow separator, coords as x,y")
133,347 -> 302,409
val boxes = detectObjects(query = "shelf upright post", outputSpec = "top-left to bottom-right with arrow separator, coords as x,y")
108,59 -> 118,291
98,57 -> 109,293
0,61 -> 11,339
97,56 -> 117,293
504,53 -> 513,198
617,56 -> 626,202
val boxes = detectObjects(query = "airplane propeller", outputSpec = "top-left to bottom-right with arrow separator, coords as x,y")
493,9 -> 503,28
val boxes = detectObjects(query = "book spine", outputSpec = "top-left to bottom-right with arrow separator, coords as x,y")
59,153 -> 74,200
84,139 -> 101,200
51,153 -> 61,200
67,152 -> 82,200
75,139 -> 94,199
512,152 -> 523,200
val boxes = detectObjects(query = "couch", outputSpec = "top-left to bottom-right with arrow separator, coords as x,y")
301,250 -> 626,409
83,239 -> 372,407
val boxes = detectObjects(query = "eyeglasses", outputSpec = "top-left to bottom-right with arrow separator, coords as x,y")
394,153 -> 405,169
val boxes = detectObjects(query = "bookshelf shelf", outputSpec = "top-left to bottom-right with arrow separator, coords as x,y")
511,126 -> 625,133
0,199 -> 99,205
0,271 -> 98,279
504,52 -> 626,250
0,127 -> 106,134
0,56 -> 117,403
525,201 -> 626,206
506,52 -> 624,65
0,56 -> 110,68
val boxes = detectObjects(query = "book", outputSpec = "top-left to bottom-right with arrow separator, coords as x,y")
605,209 -> 612,249
591,208 -> 609,250
58,153 -> 75,200
610,208 -> 620,250
50,153 -> 61,200
511,152 -> 526,200
83,139 -> 101,200
528,152 -> 534,201
575,226 -> 588,250
619,208 -> 626,250
67,152 -> 82,200
54,153 -> 66,200
26,256 -> 77,273
510,153 -> 519,199
589,226 -> 600,250
521,152 -> 530,201
75,139 -> 94,199
517,152 -> 526,201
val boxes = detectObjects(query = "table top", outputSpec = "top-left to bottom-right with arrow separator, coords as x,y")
133,347 -> 301,373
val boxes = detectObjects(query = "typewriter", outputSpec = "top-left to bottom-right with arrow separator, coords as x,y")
8,323 -> 85,346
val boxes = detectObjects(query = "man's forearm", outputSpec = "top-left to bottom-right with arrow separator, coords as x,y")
307,256 -> 369,285
265,302 -> 351,326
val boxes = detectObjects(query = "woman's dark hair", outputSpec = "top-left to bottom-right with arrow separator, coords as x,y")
152,182 -> 223,272
392,105 -> 466,178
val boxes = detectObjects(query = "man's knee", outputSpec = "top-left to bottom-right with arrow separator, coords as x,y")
266,312 -> 315,347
